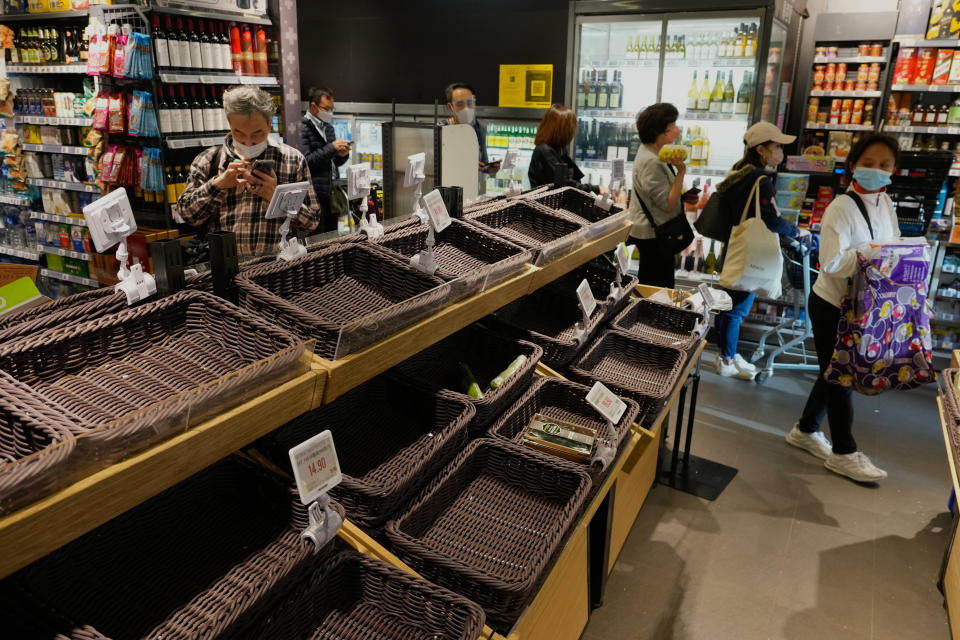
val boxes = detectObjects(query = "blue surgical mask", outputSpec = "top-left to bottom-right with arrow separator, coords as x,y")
852,167 -> 892,191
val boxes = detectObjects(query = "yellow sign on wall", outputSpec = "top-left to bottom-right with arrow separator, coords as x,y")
499,64 -> 554,108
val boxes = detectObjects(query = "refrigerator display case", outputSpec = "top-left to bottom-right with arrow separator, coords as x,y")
569,3 -> 792,188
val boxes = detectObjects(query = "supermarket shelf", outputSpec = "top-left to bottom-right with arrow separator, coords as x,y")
805,123 -> 875,131
680,112 -> 749,122
686,166 -> 729,177
578,109 -> 635,118
39,267 -> 98,287
159,72 -> 278,85
6,64 -> 86,74
26,178 -> 98,193
664,58 -> 756,67
0,356 -> 323,580
37,244 -> 90,261
583,59 -> 659,68
891,84 -> 960,93
166,135 -> 225,150
579,159 -> 632,170
951,168 -> 960,177
809,90 -> 882,98
0,194 -> 35,205
0,245 -> 38,260
0,9 -> 89,20
14,115 -> 93,126
884,125 -> 960,134
149,4 -> 272,26
22,143 -> 89,155
895,36 -> 960,47
813,55 -> 887,64
33,211 -> 85,226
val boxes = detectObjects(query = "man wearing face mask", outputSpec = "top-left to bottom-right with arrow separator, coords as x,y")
302,87 -> 350,232
178,85 -> 320,258
444,82 -> 498,176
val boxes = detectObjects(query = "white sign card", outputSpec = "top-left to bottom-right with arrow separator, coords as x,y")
289,430 -> 343,505
421,188 -> 452,232
500,148 -> 519,171
264,181 -> 309,220
576,278 -> 597,317
611,158 -> 626,182
347,163 -> 371,200
404,152 -> 426,187
586,381 -> 628,424
616,243 -> 630,273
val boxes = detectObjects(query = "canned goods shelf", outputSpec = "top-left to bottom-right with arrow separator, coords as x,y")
813,56 -> 887,65
890,85 -> 960,93
804,123 -> 875,131
809,90 -> 883,98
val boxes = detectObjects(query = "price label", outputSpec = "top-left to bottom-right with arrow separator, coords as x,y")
586,381 -> 627,424
576,278 -> 597,317
421,188 -> 452,232
289,430 -> 343,505
611,158 -> 626,182
616,243 -> 630,273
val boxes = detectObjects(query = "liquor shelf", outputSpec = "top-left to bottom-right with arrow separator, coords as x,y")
884,125 -> 960,134
891,84 -> 960,93
158,72 -> 278,85
166,135 -> 225,150
680,111 -> 750,122
810,89 -> 883,98
0,9 -> 89,21
805,123 -> 875,131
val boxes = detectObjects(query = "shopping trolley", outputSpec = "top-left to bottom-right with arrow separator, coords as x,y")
750,234 -> 820,384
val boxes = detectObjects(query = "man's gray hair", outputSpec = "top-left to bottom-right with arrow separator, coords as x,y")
222,85 -> 276,120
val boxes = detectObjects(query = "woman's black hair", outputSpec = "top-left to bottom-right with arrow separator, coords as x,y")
635,103 -> 679,144
846,132 -> 901,171
732,142 -> 775,171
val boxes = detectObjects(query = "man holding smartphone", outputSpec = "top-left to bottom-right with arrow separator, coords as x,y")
302,87 -> 350,232
177,85 -> 320,258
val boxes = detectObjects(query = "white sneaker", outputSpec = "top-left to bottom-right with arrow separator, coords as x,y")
785,424 -> 832,460
734,354 -> 757,373
824,451 -> 888,483
715,354 -> 755,380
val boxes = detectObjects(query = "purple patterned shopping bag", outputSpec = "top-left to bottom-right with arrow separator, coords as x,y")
824,255 -> 935,395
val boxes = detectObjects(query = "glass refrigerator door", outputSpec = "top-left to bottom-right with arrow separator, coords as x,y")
662,14 -> 762,182
761,22 -> 787,126
574,18 -> 664,187
484,120 -> 538,196
353,118 -> 384,180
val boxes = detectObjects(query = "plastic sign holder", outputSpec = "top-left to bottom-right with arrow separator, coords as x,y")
289,430 -> 344,553
83,188 -> 156,305
572,278 -> 597,345
348,163 -> 381,238
410,188 -> 452,276
586,381 -> 627,470
404,152 -> 427,220
499,149 -> 522,196
595,158 -> 625,211
608,242 -> 631,304
264,181 -> 310,261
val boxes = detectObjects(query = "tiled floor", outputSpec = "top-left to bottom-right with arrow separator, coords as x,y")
582,359 -> 952,640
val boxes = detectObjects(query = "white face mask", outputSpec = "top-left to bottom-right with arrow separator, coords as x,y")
316,109 -> 333,123
233,139 -> 268,159
455,107 -> 475,125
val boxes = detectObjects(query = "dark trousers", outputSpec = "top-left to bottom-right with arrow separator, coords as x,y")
716,289 -> 756,360
318,193 -> 337,233
798,292 -> 856,454
631,236 -> 675,289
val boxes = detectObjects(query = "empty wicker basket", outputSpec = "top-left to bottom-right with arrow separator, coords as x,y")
236,550 -> 486,640
463,199 -> 583,250
260,375 -> 475,529
547,255 -> 639,321
612,297 -> 704,350
235,242 -> 447,360
385,438 -> 592,631
523,186 -> 624,226
0,287 -> 128,346
390,324 -> 543,434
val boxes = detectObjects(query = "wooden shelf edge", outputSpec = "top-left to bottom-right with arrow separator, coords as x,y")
527,222 -> 631,293
939,397 -> 960,499
0,364 -> 322,580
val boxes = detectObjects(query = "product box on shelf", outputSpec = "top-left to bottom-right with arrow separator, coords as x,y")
775,172 -> 810,194
928,1 -> 960,40
775,192 -> 805,210
786,155 -> 835,173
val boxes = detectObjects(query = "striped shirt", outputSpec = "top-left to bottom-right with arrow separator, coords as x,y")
177,136 -> 320,258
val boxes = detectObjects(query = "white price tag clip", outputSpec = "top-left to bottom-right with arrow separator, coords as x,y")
405,152 -> 427,221
83,188 -> 155,305
595,158 -> 624,212
264,182 -> 310,262
289,430 -> 344,553
607,243 -> 630,304
410,189 -> 451,276
349,163 -> 382,238
585,381 -> 627,470
573,278 -> 598,345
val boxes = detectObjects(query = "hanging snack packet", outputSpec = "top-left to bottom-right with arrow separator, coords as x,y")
92,92 -> 109,131
108,92 -> 125,134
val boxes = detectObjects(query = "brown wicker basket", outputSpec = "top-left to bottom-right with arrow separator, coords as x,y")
235,242 -> 447,360
463,199 -> 583,250
568,330 -> 685,401
390,324 -> 543,434
523,186 -> 624,226
0,287 -> 128,346
0,455 -> 345,640
385,438 -> 592,631
260,375 -> 475,528
939,369 -> 960,446
237,550 -> 486,640
612,297 -> 704,350
487,377 -> 641,484
372,218 -> 528,281
547,255 -> 639,321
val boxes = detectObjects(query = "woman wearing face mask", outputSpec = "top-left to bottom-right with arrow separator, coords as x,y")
178,85 -> 320,258
711,121 -> 805,380
629,102 -> 690,288
787,133 -> 901,483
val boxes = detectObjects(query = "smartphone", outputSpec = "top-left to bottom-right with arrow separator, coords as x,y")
681,187 -> 701,204
251,159 -> 275,174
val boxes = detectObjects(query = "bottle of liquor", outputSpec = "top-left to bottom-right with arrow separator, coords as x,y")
701,131 -> 711,166
949,95 -> 960,126
586,119 -> 597,160
241,24 -> 255,76
254,25 -> 268,76
938,103 -> 950,127
710,71 -> 725,114
723,73 -> 736,115
597,70 -> 609,109
165,166 -> 179,204
925,100 -> 938,125
215,22 -> 230,71
219,86 -> 231,130
697,70 -> 712,112
586,70 -> 598,108
625,35 -> 635,60
704,240 -> 717,274
746,23 -> 757,58
609,71 -> 622,109
177,86 -> 193,133
690,126 -> 703,166
157,85 -> 174,134
151,15 -> 169,69
628,127 -> 641,161
175,18 -> 193,70
198,20 -> 215,72
164,16 -> 182,71
913,95 -> 926,126
735,71 -> 752,115
577,70 -> 586,109
679,35 -> 686,58
687,71 -> 699,112
175,166 -> 189,199
736,24 -> 747,57
186,19 -> 203,72
229,22 -> 243,74
190,86 -> 205,132
637,35 -> 647,60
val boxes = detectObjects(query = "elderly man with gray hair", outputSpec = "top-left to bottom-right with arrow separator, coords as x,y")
177,85 -> 320,257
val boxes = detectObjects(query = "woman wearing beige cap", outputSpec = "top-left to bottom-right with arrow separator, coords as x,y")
711,121 -> 806,381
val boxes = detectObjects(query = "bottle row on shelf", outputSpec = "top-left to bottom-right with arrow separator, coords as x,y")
14,87 -> 88,120
805,97 -> 877,128
886,92 -> 960,128
812,61 -> 883,93
814,43 -> 886,60
7,22 -> 88,66
157,84 -> 232,136
575,70 -> 623,111
574,120 -> 639,163
485,124 -> 537,150
623,23 -> 759,62
151,15 -> 277,77
685,69 -> 755,116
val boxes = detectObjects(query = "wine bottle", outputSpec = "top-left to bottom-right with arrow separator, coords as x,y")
198,19 -> 216,72
186,19 -> 203,72
735,71 -> 751,115
609,70 -> 622,109
586,69 -> 597,108
254,25 -> 268,76
687,71 -> 698,112
202,86 -> 219,132
165,16 -> 182,70
240,24 -> 255,76
597,70 -> 608,109
229,22 -> 243,74
151,15 -> 169,68
577,70 -> 586,109
176,86 -> 191,133
218,22 -> 232,71
723,73 -> 735,115
190,85 -> 205,133
697,70 -> 711,112
157,85 -> 174,134
704,240 -> 717,274
175,18 -> 193,70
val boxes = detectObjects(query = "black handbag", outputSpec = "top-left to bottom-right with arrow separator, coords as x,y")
636,193 -> 695,255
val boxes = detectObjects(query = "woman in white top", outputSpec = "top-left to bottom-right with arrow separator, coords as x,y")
786,134 -> 901,483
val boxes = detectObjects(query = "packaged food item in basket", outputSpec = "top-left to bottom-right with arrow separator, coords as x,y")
522,413 -> 596,463
490,354 -> 528,389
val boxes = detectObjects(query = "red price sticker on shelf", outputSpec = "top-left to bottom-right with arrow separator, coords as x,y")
289,430 -> 342,505
586,382 -> 627,424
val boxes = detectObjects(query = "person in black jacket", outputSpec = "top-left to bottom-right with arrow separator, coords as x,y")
301,87 -> 350,232
528,104 -> 600,193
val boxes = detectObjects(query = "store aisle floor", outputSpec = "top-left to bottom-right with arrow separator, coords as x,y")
582,363 -> 951,640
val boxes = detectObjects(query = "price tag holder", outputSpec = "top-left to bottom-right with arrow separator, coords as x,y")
615,243 -> 630,274
422,188 -> 452,232
586,381 -> 627,424
576,278 -> 597,317
347,163 -> 371,200
611,158 -> 626,182
289,430 -> 343,505
500,148 -> 519,172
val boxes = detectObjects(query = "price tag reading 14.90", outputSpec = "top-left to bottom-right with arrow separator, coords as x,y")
289,430 -> 343,505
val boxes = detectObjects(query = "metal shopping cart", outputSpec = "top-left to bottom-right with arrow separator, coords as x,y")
750,234 -> 820,384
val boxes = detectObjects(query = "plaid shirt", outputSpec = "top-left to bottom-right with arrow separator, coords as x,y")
177,136 -> 320,257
